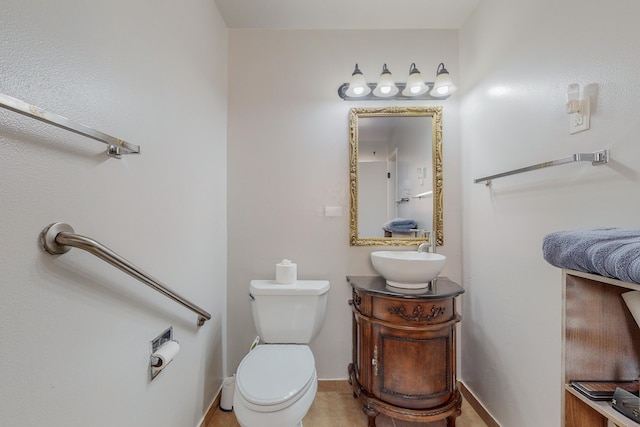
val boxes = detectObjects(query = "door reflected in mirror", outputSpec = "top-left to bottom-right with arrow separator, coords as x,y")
349,107 -> 443,246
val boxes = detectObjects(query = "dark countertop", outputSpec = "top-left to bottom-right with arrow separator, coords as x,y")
347,276 -> 464,299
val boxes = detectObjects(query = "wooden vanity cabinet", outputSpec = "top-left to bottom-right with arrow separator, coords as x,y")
347,276 -> 464,427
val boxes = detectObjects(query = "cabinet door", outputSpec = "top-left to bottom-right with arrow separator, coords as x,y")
372,323 -> 454,409
353,312 -> 374,391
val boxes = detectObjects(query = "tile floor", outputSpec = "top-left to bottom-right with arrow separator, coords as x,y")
206,381 -> 488,427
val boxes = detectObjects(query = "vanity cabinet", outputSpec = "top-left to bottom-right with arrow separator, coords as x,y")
562,270 -> 640,427
347,276 -> 464,427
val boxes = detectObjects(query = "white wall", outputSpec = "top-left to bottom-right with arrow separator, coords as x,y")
227,29 -> 462,378
0,2 -> 227,426
459,0 -> 640,425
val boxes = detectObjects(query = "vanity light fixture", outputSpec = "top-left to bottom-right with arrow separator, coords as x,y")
403,63 -> 429,96
430,63 -> 458,97
344,64 -> 371,97
338,62 -> 456,101
373,64 -> 399,97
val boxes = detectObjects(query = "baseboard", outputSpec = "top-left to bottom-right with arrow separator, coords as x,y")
458,380 -> 501,427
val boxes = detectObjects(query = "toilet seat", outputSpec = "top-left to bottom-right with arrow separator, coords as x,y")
236,345 -> 316,413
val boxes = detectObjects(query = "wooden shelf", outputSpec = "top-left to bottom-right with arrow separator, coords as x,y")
562,269 -> 640,427
564,270 -> 640,292
565,385 -> 640,427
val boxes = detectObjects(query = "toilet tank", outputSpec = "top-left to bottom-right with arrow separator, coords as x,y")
249,280 -> 330,344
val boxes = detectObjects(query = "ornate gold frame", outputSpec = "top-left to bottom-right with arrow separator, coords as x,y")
349,106 -> 443,246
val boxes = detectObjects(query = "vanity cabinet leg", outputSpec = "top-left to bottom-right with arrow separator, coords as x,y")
362,406 -> 378,427
366,414 -> 376,427
446,413 -> 458,427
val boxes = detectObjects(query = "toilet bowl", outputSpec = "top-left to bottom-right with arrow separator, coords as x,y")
232,279 -> 330,427
233,345 -> 317,427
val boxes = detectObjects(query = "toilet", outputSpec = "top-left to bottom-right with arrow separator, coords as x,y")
233,279 -> 330,427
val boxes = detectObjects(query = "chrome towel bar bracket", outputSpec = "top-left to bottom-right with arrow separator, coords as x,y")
0,92 -> 140,158
39,222 -> 211,326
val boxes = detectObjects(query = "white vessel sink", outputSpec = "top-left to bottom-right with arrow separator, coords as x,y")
371,251 -> 446,289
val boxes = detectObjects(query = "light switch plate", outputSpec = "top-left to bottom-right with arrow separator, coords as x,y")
325,206 -> 343,217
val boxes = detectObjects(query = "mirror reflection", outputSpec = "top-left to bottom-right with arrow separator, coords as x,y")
349,107 -> 443,246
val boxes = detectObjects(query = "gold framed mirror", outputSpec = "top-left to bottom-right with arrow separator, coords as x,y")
349,106 -> 443,246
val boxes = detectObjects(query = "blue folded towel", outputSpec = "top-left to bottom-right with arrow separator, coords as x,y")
542,228 -> 640,283
383,218 -> 417,233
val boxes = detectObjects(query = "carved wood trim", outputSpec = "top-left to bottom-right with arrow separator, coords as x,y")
352,289 -> 362,307
388,304 -> 446,322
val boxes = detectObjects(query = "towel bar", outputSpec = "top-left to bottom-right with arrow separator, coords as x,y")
474,150 -> 608,185
0,92 -> 140,158
39,222 -> 211,326
413,191 -> 433,199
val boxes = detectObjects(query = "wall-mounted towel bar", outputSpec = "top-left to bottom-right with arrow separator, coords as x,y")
0,92 -> 140,158
39,222 -> 211,326
413,191 -> 433,199
474,149 -> 609,185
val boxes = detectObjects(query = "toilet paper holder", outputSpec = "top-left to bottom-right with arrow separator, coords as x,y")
150,327 -> 179,380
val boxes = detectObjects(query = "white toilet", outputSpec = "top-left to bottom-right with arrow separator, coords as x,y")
233,279 -> 330,427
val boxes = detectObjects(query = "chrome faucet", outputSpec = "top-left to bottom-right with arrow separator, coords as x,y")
417,231 -> 436,253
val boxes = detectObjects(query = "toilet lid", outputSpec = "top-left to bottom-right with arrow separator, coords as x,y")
236,345 -> 315,408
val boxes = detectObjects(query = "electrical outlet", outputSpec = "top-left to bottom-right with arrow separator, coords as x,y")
569,96 -> 590,134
